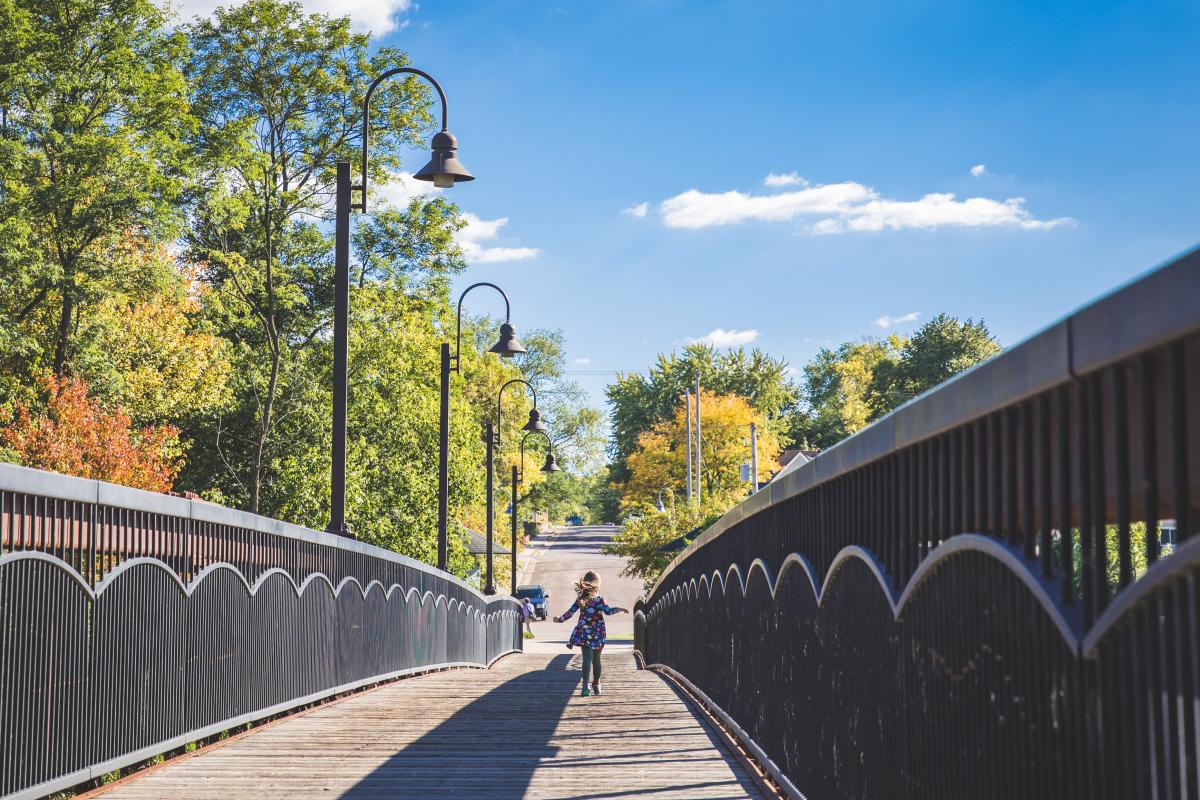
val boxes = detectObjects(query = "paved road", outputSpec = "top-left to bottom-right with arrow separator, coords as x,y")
518,525 -> 643,646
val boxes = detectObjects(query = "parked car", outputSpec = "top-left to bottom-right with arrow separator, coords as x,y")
566,515 -> 583,526
515,585 -> 550,620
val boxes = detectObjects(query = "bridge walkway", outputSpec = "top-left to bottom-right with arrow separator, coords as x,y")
94,648 -> 764,800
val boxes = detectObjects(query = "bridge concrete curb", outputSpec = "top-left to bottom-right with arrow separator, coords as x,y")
635,655 -> 805,800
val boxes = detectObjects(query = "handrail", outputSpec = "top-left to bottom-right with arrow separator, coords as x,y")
0,461 -> 505,603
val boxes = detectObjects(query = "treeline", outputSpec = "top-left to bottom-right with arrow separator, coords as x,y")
603,315 -> 1001,532
0,0 -> 604,573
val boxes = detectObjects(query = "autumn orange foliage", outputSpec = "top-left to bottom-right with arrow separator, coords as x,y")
3,374 -> 183,492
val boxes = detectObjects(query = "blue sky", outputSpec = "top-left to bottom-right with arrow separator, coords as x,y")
184,0 -> 1200,406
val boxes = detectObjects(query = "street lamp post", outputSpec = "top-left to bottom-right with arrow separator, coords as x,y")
512,430 -> 559,595
329,66 -> 474,537
439,284 -> 526,571
483,378 -> 544,594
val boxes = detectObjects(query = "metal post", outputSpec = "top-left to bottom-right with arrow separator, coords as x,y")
511,464 -> 519,596
484,420 -> 496,595
750,422 -> 759,493
437,343 -> 451,571
695,374 -> 702,505
328,161 -> 352,537
685,390 -> 693,502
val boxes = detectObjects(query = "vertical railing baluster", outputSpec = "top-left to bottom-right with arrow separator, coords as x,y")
1139,353 -> 1160,565
1166,342 -> 1190,542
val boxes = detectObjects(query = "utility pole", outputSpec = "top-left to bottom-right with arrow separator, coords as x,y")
749,422 -> 759,493
685,390 -> 693,502
695,374 -> 702,505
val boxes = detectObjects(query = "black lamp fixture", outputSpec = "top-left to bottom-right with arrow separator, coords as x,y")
414,130 -> 474,188
328,65 -> 472,539
523,407 -> 547,433
489,321 -> 526,358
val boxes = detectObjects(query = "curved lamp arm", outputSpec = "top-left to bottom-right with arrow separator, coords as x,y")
497,378 -> 538,447
451,282 -> 513,372
519,430 -> 554,483
358,66 -> 449,213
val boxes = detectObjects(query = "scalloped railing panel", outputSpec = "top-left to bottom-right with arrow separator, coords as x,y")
0,467 -> 521,800
638,247 -> 1200,799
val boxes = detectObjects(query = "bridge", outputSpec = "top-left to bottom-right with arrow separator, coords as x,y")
2,246 -> 1199,799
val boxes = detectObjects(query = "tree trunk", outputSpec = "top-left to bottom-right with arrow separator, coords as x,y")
52,287 -> 74,376
247,346 -> 280,515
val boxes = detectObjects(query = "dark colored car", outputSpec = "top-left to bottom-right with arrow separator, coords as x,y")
515,585 -> 550,620
566,515 -> 583,526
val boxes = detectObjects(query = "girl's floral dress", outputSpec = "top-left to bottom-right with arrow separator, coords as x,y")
559,595 -> 621,649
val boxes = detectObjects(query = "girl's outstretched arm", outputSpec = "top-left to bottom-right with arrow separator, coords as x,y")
554,603 -> 578,623
598,601 -> 628,615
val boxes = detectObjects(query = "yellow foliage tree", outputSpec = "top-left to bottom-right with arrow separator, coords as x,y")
622,390 -> 780,515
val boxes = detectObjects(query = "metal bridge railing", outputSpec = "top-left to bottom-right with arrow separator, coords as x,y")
636,246 -> 1200,800
0,466 -> 523,800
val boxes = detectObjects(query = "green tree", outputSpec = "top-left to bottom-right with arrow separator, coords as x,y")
518,328 -> 607,474
623,390 -> 780,515
788,315 -> 1001,449
788,336 -> 903,449
606,344 -> 798,483
604,502 -> 720,592
0,0 -> 191,380
182,0 -> 434,512
255,280 -> 484,569
867,314 -> 1001,416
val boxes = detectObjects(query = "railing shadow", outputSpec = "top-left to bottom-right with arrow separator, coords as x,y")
338,654 -> 575,799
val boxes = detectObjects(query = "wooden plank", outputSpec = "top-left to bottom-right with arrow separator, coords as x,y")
96,650 -> 763,799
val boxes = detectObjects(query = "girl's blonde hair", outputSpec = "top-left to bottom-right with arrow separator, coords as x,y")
574,571 -> 600,607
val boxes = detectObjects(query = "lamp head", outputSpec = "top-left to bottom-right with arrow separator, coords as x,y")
541,452 -> 561,473
414,129 -> 474,188
522,408 -> 547,433
489,322 -> 526,358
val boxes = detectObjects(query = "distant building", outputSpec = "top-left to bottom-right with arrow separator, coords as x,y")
770,448 -> 819,483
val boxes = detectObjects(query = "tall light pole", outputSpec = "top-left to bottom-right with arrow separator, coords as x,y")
695,374 -> 703,505
749,422 -> 759,493
512,430 -> 559,595
439,284 -> 526,571
484,378 -> 544,594
329,66 -> 473,537
685,390 -> 693,503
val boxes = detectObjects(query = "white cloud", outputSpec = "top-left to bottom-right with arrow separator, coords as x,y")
621,201 -> 649,218
169,0 -> 414,33
377,171 -> 439,207
661,183 -> 873,229
376,174 -> 541,265
764,172 -> 808,188
687,328 -> 761,348
573,357 -> 592,365
873,312 -> 920,329
970,164 -> 988,177
457,213 -> 541,264
657,175 -> 1073,233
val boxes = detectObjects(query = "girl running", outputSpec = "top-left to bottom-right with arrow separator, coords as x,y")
553,571 -> 628,697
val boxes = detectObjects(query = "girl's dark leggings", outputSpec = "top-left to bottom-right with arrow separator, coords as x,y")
581,646 -> 602,683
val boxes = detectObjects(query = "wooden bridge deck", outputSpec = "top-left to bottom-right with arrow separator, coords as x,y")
96,648 -> 764,800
